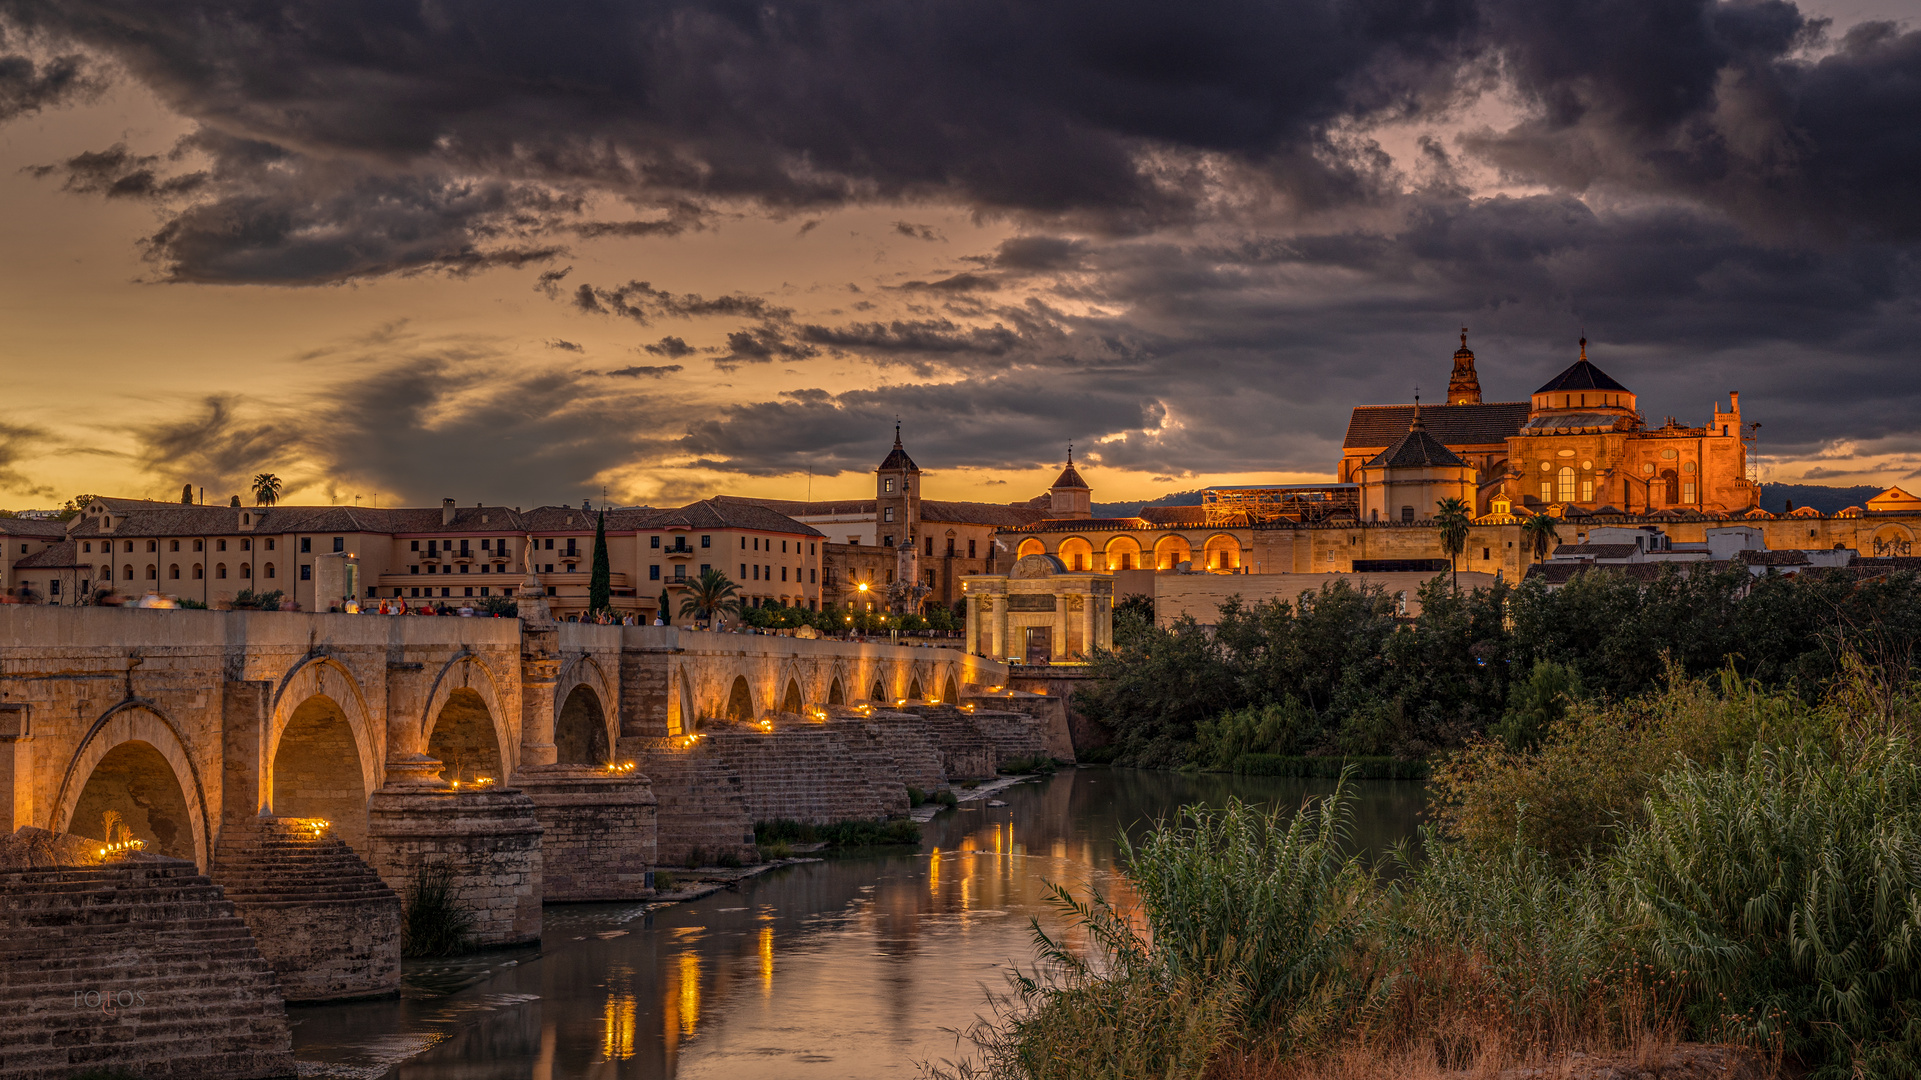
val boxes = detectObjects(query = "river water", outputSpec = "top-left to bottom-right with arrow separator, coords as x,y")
291,769 -> 1426,1080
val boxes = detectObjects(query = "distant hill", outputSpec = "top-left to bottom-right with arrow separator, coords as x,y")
1758,483 -> 1884,514
1090,489 -> 1205,518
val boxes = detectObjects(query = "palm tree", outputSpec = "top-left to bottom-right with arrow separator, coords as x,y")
1435,497 -> 1472,591
1521,513 -> 1561,565
251,473 -> 283,506
677,567 -> 742,628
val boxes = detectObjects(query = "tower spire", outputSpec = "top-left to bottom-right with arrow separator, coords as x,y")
1448,326 -> 1482,405
1579,336 -> 1588,362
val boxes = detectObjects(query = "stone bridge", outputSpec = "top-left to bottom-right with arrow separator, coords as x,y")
0,603 -> 1040,1080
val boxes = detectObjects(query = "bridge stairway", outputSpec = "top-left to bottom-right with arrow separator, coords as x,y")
211,819 -> 401,1002
619,737 -> 758,867
966,709 -> 1050,764
835,715 -> 948,794
706,727 -> 894,826
892,707 -> 999,779
0,858 -> 294,1080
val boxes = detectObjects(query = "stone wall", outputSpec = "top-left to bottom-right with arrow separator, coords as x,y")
706,727 -> 895,825
364,787 -> 543,947
212,818 -> 401,1003
0,854 -> 294,1080
515,765 -> 656,902
619,737 -> 757,867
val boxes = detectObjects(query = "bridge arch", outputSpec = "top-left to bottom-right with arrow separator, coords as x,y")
555,654 -> 617,764
267,657 -> 380,850
827,678 -> 845,706
422,654 -> 513,785
943,673 -> 959,705
725,675 -> 755,722
53,701 -> 211,869
781,679 -> 803,716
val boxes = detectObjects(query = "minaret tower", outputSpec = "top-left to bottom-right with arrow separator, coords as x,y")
1447,327 -> 1482,405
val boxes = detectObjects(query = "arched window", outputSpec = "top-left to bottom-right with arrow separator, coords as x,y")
145,540 -> 157,552
1557,466 -> 1575,503
193,564 -> 203,580
169,564 -> 180,580
169,540 -> 180,552
145,564 -> 157,580
122,564 -> 132,580
240,563 -> 252,579
216,563 -> 227,579
1661,469 -> 1680,504
264,563 -> 275,579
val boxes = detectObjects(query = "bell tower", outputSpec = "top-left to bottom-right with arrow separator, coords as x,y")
875,422 -> 922,548
1447,327 -> 1482,405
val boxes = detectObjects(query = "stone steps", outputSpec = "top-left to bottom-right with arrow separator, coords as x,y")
210,820 -> 401,1004
707,728 -> 894,825
0,860 -> 294,1080
620,737 -> 758,866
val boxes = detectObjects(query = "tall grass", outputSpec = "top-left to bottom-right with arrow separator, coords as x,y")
1613,736 -> 1921,1077
402,863 -> 474,957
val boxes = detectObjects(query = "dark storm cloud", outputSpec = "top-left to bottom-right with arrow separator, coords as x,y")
605,364 -> 684,379
545,339 -> 584,352
0,28 -> 95,122
133,395 -> 307,494
572,281 -> 792,326
0,419 -> 51,496
642,336 -> 696,359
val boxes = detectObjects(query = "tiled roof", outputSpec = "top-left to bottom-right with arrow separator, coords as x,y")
1738,550 -> 1812,566
1140,506 -> 1207,525
1535,359 -> 1629,394
877,434 -> 919,473
15,541 -> 82,568
1343,402 -> 1529,449
1552,543 -> 1640,559
0,517 -> 68,538
643,498 -> 823,536
1051,463 -> 1089,490
919,500 -> 1048,528
1365,421 -> 1468,469
737,497 -> 879,517
1520,412 -> 1634,433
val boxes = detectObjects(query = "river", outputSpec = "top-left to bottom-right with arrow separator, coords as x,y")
291,769 -> 1426,1080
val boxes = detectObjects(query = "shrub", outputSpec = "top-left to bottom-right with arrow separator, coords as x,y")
685,845 -> 707,868
651,870 -> 676,893
717,851 -> 742,869
230,588 -> 285,610
997,754 -> 1056,776
757,817 -> 922,848
934,789 -> 960,809
1611,736 -> 1921,1076
402,864 -> 474,957
1195,698 -> 1319,769
759,841 -> 793,860
1492,659 -> 1584,751
475,595 -> 518,617
907,786 -> 927,807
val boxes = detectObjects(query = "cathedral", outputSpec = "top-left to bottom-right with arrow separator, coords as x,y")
1342,331 -> 1756,520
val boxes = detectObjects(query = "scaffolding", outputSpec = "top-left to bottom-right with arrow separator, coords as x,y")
1201,485 -> 1359,525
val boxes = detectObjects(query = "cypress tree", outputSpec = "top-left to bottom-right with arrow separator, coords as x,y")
588,510 -> 611,614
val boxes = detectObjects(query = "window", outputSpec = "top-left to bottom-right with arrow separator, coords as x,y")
241,563 -> 251,579
146,540 -> 157,552
411,540 -> 420,551
461,539 -> 472,556
809,568 -> 817,584
1557,466 -> 1575,502
925,536 -> 934,556
170,540 -> 180,552
49,580 -> 59,596
651,536 -> 660,549
265,563 -> 275,579
884,478 -> 895,492
883,507 -> 895,522
1482,547 -> 1490,560
1684,483 -> 1696,503
240,539 -> 251,551
883,535 -> 894,548
145,565 -> 156,580
781,567 -> 788,581
411,588 -> 420,597
544,538 -> 554,549
650,565 -> 660,580
217,539 -> 227,551
465,587 -> 474,597
1401,506 -> 1415,523
216,564 -> 228,579
700,563 -> 710,575
265,539 -> 274,551
193,564 -> 203,580
169,565 -> 180,579
674,565 -> 686,580
1540,482 -> 1552,502
410,565 -> 419,574
968,539 -> 976,558
810,543 -> 815,555
781,541 -> 788,553
1581,480 -> 1593,502
740,537 -> 747,550
332,537 -> 344,552
82,542 -> 90,553
121,564 -> 131,579
946,538 -> 955,556
300,565 -> 311,581
701,535 -> 711,548
300,537 -> 311,553
125,541 -> 134,553
742,563 -> 749,579
480,538 -> 490,551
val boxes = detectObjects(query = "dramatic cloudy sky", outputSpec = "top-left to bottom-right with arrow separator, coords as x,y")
0,0 -> 1916,509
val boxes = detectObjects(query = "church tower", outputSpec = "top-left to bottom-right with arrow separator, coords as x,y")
1048,446 -> 1093,519
875,423 -> 921,549
1448,327 -> 1482,405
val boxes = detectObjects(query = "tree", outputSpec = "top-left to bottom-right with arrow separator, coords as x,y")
180,484 -> 193,505
229,494 -> 241,507
1435,496 -> 1472,591
677,567 -> 742,628
1521,513 -> 1560,564
54,495 -> 99,522
656,589 -> 672,625
251,473 -> 283,506
587,511 -> 611,614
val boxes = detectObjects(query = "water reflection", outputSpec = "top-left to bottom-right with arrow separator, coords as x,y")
290,769 -> 1422,1080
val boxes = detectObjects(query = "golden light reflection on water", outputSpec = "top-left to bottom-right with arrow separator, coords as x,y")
677,950 -> 701,1036
758,926 -> 775,994
601,985 -> 637,1061
929,847 -> 939,897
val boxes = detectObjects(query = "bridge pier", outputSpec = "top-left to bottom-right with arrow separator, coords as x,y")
364,773 -> 543,948
514,764 -> 657,901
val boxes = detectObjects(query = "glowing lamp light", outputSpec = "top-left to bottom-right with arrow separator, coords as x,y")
475,776 -> 495,787
857,583 -> 869,593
